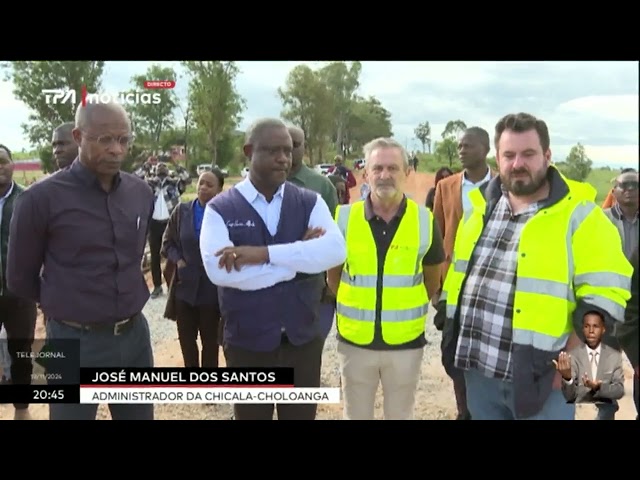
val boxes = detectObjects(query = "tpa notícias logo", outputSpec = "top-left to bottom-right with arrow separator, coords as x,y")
42,81 -> 174,106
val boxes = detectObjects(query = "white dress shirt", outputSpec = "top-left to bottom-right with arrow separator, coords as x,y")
461,167 -> 491,213
200,178 -> 346,291
563,343 -> 602,385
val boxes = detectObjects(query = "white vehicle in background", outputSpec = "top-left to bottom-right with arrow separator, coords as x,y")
314,163 -> 333,176
241,166 -> 249,178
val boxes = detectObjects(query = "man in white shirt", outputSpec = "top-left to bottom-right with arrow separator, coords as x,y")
200,118 -> 346,420
555,312 -> 625,411
136,158 -> 190,298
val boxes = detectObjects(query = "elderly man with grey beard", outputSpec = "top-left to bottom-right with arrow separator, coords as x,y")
7,101 -> 156,421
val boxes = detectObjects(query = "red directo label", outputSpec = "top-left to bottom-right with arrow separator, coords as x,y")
144,80 -> 176,89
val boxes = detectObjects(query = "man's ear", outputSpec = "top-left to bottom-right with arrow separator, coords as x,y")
243,144 -> 252,159
72,128 -> 82,147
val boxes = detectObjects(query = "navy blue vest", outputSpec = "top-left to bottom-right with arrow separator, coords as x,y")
208,182 -> 324,352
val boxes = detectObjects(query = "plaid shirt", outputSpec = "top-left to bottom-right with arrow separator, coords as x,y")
455,192 -> 540,381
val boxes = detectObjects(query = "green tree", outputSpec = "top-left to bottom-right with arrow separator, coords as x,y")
441,119 -> 467,140
2,61 -> 105,147
346,95 -> 393,154
433,137 -> 458,168
559,143 -> 593,181
126,64 -> 177,151
182,61 -> 245,167
278,64 -> 333,164
414,121 -> 432,153
318,61 -> 362,157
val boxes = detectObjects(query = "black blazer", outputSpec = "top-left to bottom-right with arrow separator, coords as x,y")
161,200 -> 218,307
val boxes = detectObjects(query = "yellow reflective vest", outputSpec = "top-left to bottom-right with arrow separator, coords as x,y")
441,167 -> 632,417
335,199 -> 433,346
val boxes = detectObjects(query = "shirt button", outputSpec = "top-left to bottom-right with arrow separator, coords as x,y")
472,331 -> 480,339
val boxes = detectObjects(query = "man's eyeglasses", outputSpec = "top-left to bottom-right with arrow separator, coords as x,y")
615,181 -> 639,191
83,133 -> 135,148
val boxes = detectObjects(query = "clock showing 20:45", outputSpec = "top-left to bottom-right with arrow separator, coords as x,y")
32,389 -> 65,402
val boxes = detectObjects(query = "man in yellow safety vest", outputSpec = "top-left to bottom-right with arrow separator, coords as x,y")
435,112 -> 632,420
328,137 -> 445,420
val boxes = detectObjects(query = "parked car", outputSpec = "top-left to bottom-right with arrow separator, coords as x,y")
314,163 -> 333,176
354,158 -> 365,170
241,166 -> 249,178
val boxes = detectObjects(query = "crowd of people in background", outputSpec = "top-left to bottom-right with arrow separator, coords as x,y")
0,103 -> 637,422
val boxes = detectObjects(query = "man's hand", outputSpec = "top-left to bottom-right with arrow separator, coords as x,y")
430,292 -> 440,306
583,374 -> 602,391
215,246 -> 269,272
177,259 -> 187,269
552,351 -> 573,381
302,227 -> 325,241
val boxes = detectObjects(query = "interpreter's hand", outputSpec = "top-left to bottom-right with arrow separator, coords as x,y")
552,351 -> 572,381
177,259 -> 187,269
215,246 -> 269,272
302,227 -> 325,241
583,374 -> 602,391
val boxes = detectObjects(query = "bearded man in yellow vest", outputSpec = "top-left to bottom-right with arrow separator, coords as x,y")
328,138 -> 445,420
435,113 -> 632,420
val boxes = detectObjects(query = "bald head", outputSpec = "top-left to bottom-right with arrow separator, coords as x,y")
288,126 -> 305,170
73,101 -> 133,182
75,101 -> 130,131
52,121 -> 78,170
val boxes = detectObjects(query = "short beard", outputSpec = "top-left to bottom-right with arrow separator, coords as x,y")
501,170 -> 547,196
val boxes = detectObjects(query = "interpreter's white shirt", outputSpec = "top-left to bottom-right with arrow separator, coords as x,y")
200,178 -> 346,291
563,343 -> 602,385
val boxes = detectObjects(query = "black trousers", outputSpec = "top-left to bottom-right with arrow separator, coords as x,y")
175,299 -> 221,368
224,335 -> 324,420
148,219 -> 168,288
0,295 -> 37,409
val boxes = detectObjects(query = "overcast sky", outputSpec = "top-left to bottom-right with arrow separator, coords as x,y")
0,61 -> 637,167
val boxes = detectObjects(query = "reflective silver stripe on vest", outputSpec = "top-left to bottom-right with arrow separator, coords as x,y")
581,295 -> 626,322
337,204 -> 353,238
336,303 -> 430,322
516,277 -> 575,303
454,259 -> 468,274
414,206 -> 432,274
340,270 -> 423,288
512,328 -> 570,352
575,272 -> 630,291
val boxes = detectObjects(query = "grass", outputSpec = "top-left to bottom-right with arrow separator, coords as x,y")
585,168 -> 615,205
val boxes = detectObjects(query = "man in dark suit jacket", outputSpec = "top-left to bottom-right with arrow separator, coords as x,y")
555,312 -> 625,411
